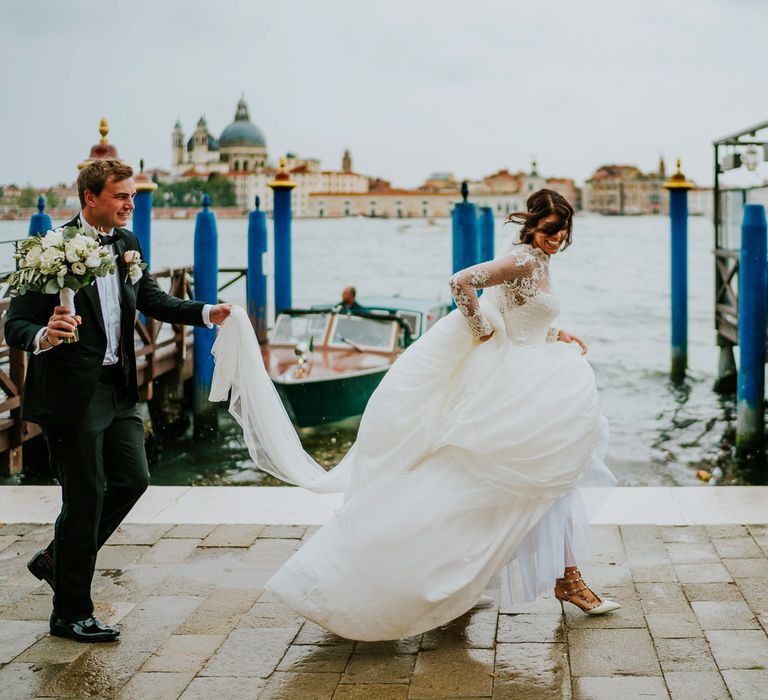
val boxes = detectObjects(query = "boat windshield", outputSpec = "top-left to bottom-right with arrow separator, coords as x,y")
271,313 -> 328,345
398,312 -> 420,338
330,315 -> 396,351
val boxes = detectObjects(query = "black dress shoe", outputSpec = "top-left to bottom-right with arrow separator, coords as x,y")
50,615 -> 120,643
27,549 -> 54,591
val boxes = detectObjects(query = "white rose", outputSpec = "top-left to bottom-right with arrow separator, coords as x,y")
71,261 -> 87,275
24,246 -> 42,268
64,242 -> 81,263
80,236 -> 99,253
39,246 -> 64,266
84,253 -> 101,268
72,235 -> 90,252
39,257 -> 64,276
129,267 -> 143,284
41,230 -> 63,249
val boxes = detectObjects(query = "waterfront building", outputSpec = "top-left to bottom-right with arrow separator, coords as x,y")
170,99 -> 369,214
238,153 -> 370,217
168,101 -> 582,218
306,164 -> 577,219
583,159 -> 669,215
308,186 -> 459,218
688,186 -> 714,217
48,182 -> 79,208
545,178 -> 580,209
466,164 -> 577,216
1,184 -> 21,202
172,117 -> 226,175
421,172 -> 460,191
172,98 -> 267,177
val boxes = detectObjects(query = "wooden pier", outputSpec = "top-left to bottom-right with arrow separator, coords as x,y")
713,120 -> 768,391
0,266 -> 247,476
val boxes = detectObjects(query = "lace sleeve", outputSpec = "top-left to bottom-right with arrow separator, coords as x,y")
449,254 -> 536,339
546,327 -> 560,343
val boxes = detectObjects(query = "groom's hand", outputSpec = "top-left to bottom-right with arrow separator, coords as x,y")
46,305 -> 79,346
209,303 -> 233,326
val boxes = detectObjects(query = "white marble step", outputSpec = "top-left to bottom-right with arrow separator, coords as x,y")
1,485 -> 767,525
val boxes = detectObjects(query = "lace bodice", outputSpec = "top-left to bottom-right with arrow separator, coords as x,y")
449,243 -> 560,345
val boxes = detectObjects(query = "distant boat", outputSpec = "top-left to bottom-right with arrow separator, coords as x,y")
262,297 -> 450,427
397,219 -> 448,234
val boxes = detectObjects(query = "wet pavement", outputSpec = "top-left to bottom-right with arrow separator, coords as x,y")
0,522 -> 767,699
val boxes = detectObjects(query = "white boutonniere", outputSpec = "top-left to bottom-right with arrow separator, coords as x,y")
124,250 -> 147,284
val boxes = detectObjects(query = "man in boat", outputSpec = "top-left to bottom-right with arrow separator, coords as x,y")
336,286 -> 365,315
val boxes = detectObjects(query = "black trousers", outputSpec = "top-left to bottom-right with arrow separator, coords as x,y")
43,371 -> 149,621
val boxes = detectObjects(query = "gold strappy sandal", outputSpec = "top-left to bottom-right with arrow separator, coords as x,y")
554,568 -> 621,615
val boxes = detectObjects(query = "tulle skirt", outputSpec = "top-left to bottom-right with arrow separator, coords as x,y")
256,306 -> 615,640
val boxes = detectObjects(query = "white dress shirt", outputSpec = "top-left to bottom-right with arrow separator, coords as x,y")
82,214 -> 123,365
34,213 -> 212,359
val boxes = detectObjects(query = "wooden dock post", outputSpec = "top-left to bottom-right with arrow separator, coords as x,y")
478,205 -> 495,263
247,196 -> 268,342
132,159 -> 157,270
193,193 -> 219,437
269,158 -> 296,314
736,203 -> 767,467
28,195 -> 52,236
664,160 -> 694,383
452,181 -> 479,274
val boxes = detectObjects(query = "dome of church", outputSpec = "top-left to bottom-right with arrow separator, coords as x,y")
219,98 -> 266,148
186,115 -> 219,152
187,134 -> 219,152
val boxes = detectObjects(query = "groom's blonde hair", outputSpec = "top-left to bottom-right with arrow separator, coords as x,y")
77,159 -> 134,207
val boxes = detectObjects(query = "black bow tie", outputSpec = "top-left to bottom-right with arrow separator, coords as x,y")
98,232 -> 121,246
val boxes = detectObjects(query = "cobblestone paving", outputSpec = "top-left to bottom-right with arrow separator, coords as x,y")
0,523 -> 766,699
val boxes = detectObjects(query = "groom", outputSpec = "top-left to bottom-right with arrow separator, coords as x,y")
5,159 -> 231,642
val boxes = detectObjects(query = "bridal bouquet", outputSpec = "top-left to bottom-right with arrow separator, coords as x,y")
7,225 -> 117,342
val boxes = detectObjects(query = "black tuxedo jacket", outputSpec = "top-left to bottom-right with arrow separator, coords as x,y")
5,216 -> 207,426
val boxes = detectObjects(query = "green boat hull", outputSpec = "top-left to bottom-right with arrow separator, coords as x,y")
274,368 -> 389,427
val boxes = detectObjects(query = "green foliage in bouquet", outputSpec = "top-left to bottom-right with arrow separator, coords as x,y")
7,225 -> 117,297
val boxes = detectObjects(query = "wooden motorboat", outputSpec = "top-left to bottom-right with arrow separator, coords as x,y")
262,298 -> 449,427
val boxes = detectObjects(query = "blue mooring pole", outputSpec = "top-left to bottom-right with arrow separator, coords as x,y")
269,158 -> 297,313
193,193 -> 219,437
247,196 -> 268,342
132,159 -> 157,270
736,203 -> 767,465
452,181 -> 478,273
478,206 -> 495,263
28,195 -> 52,236
664,160 -> 693,383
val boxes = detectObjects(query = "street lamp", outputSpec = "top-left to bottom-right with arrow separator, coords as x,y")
744,146 -> 761,172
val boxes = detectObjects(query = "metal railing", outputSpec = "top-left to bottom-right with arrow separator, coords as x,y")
714,185 -> 768,358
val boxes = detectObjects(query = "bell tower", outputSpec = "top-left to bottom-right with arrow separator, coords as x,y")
172,119 -> 185,166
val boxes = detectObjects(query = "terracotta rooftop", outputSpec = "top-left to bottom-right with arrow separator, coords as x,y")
310,189 -> 459,198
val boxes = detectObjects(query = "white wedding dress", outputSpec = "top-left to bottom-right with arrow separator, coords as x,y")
210,242 -> 615,641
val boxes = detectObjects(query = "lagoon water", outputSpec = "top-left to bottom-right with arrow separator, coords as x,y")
0,213 -> 731,487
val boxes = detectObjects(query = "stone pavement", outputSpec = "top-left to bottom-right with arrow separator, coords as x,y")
1,522 -> 767,699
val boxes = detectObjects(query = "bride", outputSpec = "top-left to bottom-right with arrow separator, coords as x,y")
210,188 -> 619,641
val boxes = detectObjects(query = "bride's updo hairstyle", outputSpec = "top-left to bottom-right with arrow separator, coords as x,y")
506,189 -> 574,251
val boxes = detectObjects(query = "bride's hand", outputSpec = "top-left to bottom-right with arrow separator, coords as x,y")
557,330 -> 588,354
478,331 -> 494,342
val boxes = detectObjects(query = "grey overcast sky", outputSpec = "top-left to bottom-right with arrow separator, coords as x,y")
1,0 -> 766,189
